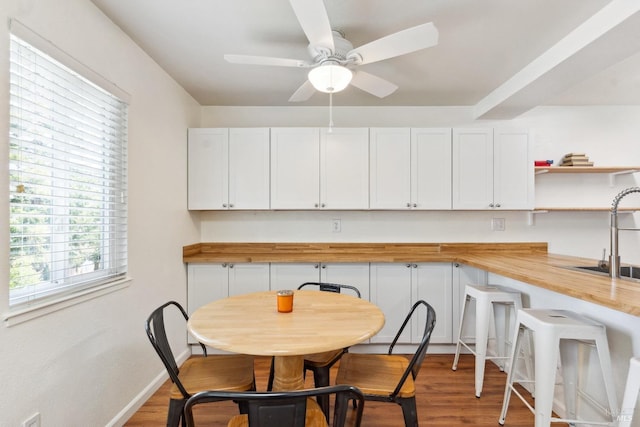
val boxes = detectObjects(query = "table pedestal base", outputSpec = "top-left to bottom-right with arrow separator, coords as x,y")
273,355 -> 304,391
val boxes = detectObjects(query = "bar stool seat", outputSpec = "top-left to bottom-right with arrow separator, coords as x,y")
452,284 -> 525,397
499,309 -> 618,427
618,356 -> 640,427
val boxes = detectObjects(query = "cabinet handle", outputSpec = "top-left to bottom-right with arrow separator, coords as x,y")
229,264 -> 234,268
314,264 -> 319,269
229,204 -> 234,208
489,203 -> 494,208
321,203 -> 326,208
321,264 -> 326,269
222,203 -> 227,208
406,203 -> 411,208
222,263 -> 227,267
314,203 -> 319,208
406,264 -> 411,268
413,203 -> 417,208
495,203 -> 501,208
413,264 -> 418,268
454,263 -> 460,268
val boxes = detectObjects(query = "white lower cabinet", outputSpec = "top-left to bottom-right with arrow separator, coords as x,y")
269,262 -> 370,300
187,263 -> 270,343
370,263 -> 454,344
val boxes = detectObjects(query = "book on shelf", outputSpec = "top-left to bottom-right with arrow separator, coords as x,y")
562,152 -> 586,158
560,161 -> 594,166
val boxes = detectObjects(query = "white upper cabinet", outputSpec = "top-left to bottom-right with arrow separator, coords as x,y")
320,128 -> 369,209
271,128 -> 320,209
188,128 -> 270,210
452,128 -> 532,210
411,128 -> 452,209
370,128 -> 452,209
370,128 -> 412,209
271,127 -> 369,209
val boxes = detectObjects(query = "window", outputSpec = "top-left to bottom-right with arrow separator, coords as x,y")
8,31 -> 128,307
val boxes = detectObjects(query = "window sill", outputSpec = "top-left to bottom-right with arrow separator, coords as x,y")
4,277 -> 132,327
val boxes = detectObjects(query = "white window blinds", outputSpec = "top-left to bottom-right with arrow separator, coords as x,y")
8,32 -> 128,307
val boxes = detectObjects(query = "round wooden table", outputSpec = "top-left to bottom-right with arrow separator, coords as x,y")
188,289 -> 385,391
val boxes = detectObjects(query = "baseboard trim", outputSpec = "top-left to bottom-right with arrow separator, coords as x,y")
106,348 -> 191,426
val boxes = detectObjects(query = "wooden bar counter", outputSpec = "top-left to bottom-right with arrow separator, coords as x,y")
183,242 -> 640,316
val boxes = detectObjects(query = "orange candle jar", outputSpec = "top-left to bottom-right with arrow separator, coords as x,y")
277,290 -> 294,313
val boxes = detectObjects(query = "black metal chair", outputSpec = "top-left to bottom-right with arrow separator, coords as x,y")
184,385 -> 365,427
267,282 -> 362,419
335,300 -> 437,427
146,301 -> 256,427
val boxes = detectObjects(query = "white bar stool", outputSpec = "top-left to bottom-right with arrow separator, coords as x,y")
499,309 -> 618,427
452,283 -> 525,397
618,356 -> 640,427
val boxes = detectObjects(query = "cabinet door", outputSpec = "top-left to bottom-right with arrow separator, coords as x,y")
493,129 -> 533,210
270,263 -> 320,290
411,128 -> 452,209
270,128 -> 320,209
187,128 -> 228,210
320,263 -> 370,301
452,128 -> 494,209
320,128 -> 369,209
187,264 -> 229,343
370,128 -> 411,209
411,263 -> 453,344
369,263 -> 412,343
228,128 -> 270,209
228,263 -> 270,296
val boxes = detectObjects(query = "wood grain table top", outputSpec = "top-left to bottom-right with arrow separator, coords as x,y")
183,242 -> 640,316
187,290 -> 385,356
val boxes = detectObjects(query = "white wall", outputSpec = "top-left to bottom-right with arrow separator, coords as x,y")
0,1 -> 201,425
199,105 -> 640,265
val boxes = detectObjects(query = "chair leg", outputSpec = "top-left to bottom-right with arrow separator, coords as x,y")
267,356 -> 275,391
167,398 -> 184,427
312,366 -> 331,421
399,397 -> 418,427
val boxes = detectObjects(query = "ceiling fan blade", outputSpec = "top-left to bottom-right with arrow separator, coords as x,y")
288,0 -> 335,53
224,54 -> 311,68
289,80 -> 316,102
350,71 -> 398,98
348,22 -> 438,65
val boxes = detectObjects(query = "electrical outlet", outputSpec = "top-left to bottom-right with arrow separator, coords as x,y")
491,218 -> 505,231
23,413 -> 40,427
332,219 -> 341,233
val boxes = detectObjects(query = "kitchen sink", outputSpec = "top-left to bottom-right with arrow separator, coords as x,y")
563,265 -> 640,281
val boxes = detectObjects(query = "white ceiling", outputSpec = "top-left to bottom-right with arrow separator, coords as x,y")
90,0 -> 640,117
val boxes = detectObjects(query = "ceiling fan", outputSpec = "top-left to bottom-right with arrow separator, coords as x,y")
224,0 -> 439,102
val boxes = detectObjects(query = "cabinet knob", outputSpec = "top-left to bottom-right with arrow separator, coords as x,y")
495,203 -> 501,208
229,204 -> 234,208
406,264 -> 411,268
222,203 -> 227,208
489,203 -> 494,208
321,265 -> 326,269
229,264 -> 234,268
314,264 -> 319,269
222,263 -> 227,267
321,203 -> 326,208
406,203 -> 411,208
413,203 -> 417,208
413,264 -> 418,268
314,203 -> 319,208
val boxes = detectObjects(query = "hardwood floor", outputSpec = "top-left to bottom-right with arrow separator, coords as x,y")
125,354 -> 564,426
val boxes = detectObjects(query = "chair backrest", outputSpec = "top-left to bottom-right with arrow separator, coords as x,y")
388,300 -> 437,398
298,281 -> 362,298
145,300 -> 206,398
184,385 -> 365,427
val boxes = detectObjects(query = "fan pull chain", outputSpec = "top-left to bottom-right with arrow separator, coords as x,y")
328,92 -> 334,133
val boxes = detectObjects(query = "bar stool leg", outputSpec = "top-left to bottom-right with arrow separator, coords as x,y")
559,339 -> 579,421
499,325 -> 524,425
619,357 -> 640,427
534,333 -> 559,427
474,296 -> 492,397
594,334 -> 618,423
493,302 -> 508,371
452,294 -> 470,371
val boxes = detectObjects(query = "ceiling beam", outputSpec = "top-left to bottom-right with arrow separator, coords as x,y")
474,0 -> 640,120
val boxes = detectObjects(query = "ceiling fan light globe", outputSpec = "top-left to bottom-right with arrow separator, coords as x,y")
308,64 -> 352,93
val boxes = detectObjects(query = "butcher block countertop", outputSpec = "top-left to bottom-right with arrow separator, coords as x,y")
183,242 -> 640,316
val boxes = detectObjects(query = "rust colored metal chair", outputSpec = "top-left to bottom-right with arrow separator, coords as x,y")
146,301 -> 256,427
335,300 -> 436,427
184,385 -> 365,427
